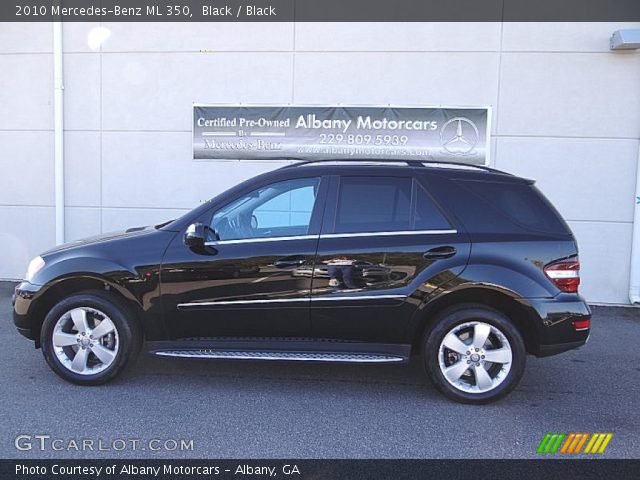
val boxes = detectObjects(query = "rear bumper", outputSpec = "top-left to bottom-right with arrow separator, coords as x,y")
12,281 -> 42,341
528,294 -> 591,357
537,338 -> 589,357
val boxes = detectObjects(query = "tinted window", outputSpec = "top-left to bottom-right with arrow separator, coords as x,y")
211,177 -> 320,240
335,176 -> 411,233
415,184 -> 451,230
459,180 -> 569,234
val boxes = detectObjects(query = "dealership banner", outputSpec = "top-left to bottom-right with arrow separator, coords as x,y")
193,105 -> 490,164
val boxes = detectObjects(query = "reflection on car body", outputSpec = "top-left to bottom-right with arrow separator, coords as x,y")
12,160 -> 591,404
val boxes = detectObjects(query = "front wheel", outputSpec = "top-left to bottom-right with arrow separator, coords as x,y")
40,291 -> 140,385
423,305 -> 526,404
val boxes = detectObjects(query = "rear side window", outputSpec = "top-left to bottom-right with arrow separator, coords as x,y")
459,180 -> 568,234
414,183 -> 451,230
335,176 -> 411,233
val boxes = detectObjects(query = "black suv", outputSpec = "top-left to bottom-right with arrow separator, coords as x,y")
13,160 -> 590,403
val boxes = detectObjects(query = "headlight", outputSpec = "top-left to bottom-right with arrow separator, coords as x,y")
25,256 -> 45,283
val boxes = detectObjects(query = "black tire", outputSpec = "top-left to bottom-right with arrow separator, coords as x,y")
423,304 -> 526,404
40,291 -> 141,385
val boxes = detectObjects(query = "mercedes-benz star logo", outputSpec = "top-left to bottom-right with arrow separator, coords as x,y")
440,117 -> 480,155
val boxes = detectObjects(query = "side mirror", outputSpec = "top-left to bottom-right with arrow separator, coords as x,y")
184,223 -> 206,249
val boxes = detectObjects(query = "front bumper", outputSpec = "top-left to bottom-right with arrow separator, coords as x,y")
12,281 -> 42,341
528,293 -> 591,357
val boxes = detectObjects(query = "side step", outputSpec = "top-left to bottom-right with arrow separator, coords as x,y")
154,350 -> 404,363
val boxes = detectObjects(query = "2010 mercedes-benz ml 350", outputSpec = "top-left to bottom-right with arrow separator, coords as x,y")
13,160 -> 591,403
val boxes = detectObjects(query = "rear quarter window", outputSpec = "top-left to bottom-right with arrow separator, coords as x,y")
457,180 -> 570,235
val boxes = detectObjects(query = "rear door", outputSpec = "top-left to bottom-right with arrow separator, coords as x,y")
309,172 -> 471,343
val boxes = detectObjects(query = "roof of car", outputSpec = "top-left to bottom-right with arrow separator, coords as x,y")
279,159 -> 524,182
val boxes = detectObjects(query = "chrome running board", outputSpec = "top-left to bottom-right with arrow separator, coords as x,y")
153,349 -> 404,363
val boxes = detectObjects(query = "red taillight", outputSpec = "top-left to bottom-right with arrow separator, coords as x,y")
573,319 -> 591,331
544,257 -> 580,293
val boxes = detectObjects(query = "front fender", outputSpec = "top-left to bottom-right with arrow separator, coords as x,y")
18,257 -> 164,343
33,257 -> 144,299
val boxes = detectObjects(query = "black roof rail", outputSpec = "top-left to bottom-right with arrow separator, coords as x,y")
420,160 -> 512,175
282,158 -> 412,168
282,158 -> 511,175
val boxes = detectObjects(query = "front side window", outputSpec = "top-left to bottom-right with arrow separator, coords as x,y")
210,177 -> 320,241
335,176 -> 412,233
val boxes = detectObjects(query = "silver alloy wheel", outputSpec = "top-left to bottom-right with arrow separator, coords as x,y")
438,321 -> 512,394
52,307 -> 119,375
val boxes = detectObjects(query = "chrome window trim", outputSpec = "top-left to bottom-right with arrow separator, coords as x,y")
177,294 -> 407,309
205,235 -> 317,246
205,229 -> 457,246
320,229 -> 456,239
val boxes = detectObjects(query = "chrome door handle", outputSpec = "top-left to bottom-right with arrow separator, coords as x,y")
423,246 -> 457,259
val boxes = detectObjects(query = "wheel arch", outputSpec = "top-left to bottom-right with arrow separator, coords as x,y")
409,286 -> 541,355
29,275 -> 145,348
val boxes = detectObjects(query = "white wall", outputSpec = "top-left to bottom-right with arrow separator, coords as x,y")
0,22 -> 639,304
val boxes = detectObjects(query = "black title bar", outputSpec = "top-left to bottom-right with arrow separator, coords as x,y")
2,459 -> 640,480
3,0 -> 640,22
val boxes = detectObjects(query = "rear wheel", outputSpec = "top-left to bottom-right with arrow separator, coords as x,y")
41,291 -> 140,385
423,305 -> 526,404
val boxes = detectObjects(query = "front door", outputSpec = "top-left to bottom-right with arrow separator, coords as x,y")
310,174 -> 471,343
160,176 -> 327,339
